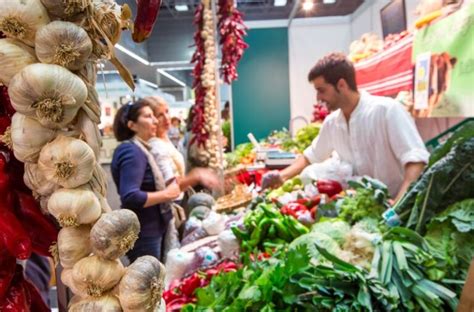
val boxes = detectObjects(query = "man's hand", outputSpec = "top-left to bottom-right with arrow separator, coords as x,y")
261,170 -> 284,190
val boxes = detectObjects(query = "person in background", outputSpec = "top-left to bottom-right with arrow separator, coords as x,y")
144,96 -> 219,197
111,100 -> 181,262
168,117 -> 182,148
221,101 -> 230,121
262,52 -> 429,203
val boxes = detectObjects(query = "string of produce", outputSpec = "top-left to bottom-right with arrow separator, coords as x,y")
0,0 -> 166,310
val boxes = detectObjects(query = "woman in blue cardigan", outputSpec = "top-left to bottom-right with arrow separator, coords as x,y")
111,100 -> 182,262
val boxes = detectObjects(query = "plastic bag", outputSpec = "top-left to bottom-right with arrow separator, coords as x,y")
183,217 -> 202,238
218,230 -> 240,259
202,212 -> 227,236
300,156 -> 353,185
165,249 -> 195,287
181,227 -> 208,246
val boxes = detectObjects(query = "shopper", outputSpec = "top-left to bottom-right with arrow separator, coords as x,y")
144,96 -> 220,198
111,100 -> 181,262
262,52 -> 429,203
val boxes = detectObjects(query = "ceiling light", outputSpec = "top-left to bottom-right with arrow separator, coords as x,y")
157,69 -> 186,87
175,4 -> 188,11
323,0 -> 336,3
302,0 -> 313,11
274,0 -> 287,6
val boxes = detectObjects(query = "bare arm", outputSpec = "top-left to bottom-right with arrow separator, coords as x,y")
393,162 -> 426,204
280,155 -> 311,181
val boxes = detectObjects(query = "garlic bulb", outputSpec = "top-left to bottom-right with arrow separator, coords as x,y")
119,256 -> 165,312
8,64 -> 87,129
0,39 -> 36,86
58,225 -> 92,269
40,0 -> 90,20
10,113 -> 56,163
0,0 -> 50,46
72,255 -> 125,297
92,0 -> 125,45
90,209 -> 140,260
38,136 -> 96,189
24,163 -> 57,197
35,21 -> 92,71
69,295 -> 123,312
48,187 -> 101,227
61,269 -> 84,296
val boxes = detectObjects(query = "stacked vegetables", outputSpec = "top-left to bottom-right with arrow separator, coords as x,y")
0,0 -> 166,310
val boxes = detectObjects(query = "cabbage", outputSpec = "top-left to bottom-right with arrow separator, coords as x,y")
311,219 -> 350,246
289,232 -> 341,264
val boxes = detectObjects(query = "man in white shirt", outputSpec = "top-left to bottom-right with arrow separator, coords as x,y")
262,52 -> 429,202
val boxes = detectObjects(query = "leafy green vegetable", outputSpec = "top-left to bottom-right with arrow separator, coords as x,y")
338,188 -> 387,224
428,120 -> 474,167
395,137 -> 474,233
288,232 -> 341,263
311,219 -> 350,246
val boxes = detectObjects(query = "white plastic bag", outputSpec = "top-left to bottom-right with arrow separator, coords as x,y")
202,211 -> 227,235
300,156 -> 353,185
164,249 -> 195,287
218,230 -> 240,259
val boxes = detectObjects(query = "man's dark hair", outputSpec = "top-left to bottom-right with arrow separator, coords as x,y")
113,99 -> 150,141
307,52 -> 358,91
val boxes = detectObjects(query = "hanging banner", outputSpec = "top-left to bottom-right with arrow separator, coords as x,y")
412,4 -> 474,117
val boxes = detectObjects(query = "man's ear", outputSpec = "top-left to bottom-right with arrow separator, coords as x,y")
337,78 -> 348,91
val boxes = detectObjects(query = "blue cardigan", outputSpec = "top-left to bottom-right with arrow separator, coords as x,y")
111,142 -> 171,238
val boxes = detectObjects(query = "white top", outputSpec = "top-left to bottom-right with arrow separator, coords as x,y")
149,137 -> 186,182
303,91 -> 429,197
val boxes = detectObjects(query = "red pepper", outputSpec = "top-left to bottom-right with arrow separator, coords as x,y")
166,297 -> 194,312
14,191 -> 58,257
179,273 -> 201,297
0,208 -> 32,260
163,288 -> 181,304
306,195 -> 321,208
0,265 -> 30,312
23,279 -> 49,312
0,241 -> 16,302
310,206 -> 318,219
132,0 -> 162,42
316,179 -> 343,197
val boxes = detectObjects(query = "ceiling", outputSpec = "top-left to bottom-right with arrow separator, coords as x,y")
110,0 -> 364,92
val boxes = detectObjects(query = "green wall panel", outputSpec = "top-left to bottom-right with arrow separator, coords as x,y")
232,27 -> 290,146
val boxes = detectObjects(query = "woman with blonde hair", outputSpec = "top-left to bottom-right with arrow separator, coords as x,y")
143,96 -> 219,196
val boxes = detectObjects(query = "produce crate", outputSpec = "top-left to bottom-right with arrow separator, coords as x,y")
425,118 -> 474,152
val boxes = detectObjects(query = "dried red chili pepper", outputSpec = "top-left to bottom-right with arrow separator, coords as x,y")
0,265 -> 30,312
0,241 -> 16,302
14,191 -> 58,257
0,208 -> 32,260
22,278 -> 49,312
132,0 -> 162,43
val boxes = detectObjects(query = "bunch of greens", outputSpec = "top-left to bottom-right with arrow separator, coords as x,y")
338,177 -> 390,224
225,142 -> 254,167
281,123 -> 321,152
394,135 -> 474,233
424,199 -> 474,287
371,227 -> 459,311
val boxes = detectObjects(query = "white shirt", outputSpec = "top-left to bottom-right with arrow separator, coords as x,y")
303,91 -> 429,197
149,137 -> 186,181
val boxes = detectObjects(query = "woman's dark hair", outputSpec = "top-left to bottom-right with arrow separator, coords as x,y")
307,52 -> 358,92
186,105 -> 196,132
113,99 -> 150,141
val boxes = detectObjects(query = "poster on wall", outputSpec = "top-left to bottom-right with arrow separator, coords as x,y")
412,4 -> 474,117
414,52 -> 431,110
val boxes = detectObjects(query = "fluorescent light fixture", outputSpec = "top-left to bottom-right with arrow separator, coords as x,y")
274,0 -> 287,6
100,70 -> 119,75
139,78 -> 158,89
157,69 -> 186,87
323,0 -> 336,3
115,44 -> 150,65
302,0 -> 313,11
175,4 -> 188,11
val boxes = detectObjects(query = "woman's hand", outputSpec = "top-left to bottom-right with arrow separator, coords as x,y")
196,168 -> 221,190
164,181 -> 181,201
